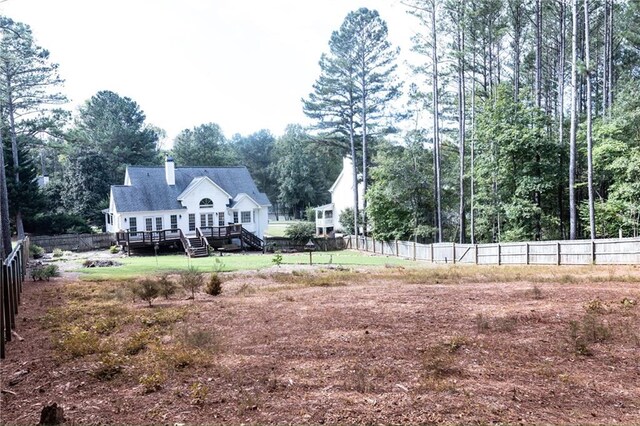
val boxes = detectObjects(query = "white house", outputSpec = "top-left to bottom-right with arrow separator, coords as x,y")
315,156 -> 364,236
105,158 -> 270,255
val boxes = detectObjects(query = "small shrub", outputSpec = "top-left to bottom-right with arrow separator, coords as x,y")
494,316 -> 518,333
180,326 -> 220,351
180,266 -> 204,299
109,245 -> 120,254
584,298 -> 608,314
205,273 -> 222,296
272,252 -> 283,267
30,264 -> 61,281
528,285 -> 544,300
190,382 -> 209,406
30,244 -> 45,259
124,330 -> 153,355
568,313 -> 611,356
157,274 -> 178,299
131,279 -> 160,307
446,334 -> 468,353
421,344 -> 458,379
56,326 -> 103,358
52,248 -> 64,258
139,370 -> 165,393
93,352 -> 125,381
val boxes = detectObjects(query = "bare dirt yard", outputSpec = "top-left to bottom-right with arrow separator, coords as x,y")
1,261 -> 639,425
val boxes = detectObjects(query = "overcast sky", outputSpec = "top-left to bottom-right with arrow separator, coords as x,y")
1,0 -> 418,145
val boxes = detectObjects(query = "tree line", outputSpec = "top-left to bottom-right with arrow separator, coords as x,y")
1,1 -> 639,257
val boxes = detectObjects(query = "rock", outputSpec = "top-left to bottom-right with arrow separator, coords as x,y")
39,403 -> 65,425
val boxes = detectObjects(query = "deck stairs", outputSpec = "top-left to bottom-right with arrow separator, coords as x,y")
241,228 -> 264,250
187,237 -> 209,258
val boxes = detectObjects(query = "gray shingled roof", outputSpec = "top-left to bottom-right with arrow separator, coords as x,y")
112,166 -> 271,213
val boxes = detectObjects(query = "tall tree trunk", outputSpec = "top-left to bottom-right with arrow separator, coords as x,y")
7,81 -> 25,239
569,0 -> 578,240
535,0 -> 543,107
584,0 -> 596,239
361,78 -> 368,237
557,0 -> 566,239
432,0 -> 443,242
510,0 -> 523,102
349,117 -> 359,245
470,44 -> 476,245
457,0 -> 466,244
606,0 -> 613,113
0,114 -> 13,258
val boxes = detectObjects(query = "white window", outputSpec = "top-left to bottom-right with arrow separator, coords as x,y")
200,213 -> 214,227
241,211 -> 251,223
188,214 -> 196,231
129,217 -> 137,235
145,217 -> 153,231
155,217 -> 163,231
199,198 -> 214,208
218,212 -> 225,226
233,211 -> 239,223
170,215 -> 178,229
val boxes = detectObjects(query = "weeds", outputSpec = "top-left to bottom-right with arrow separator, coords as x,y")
131,279 -> 160,306
190,382 -> 209,405
421,344 -> 459,380
93,352 -> 125,381
139,369 -> 165,394
55,326 -> 104,358
569,313 -> 612,356
527,285 -> 544,300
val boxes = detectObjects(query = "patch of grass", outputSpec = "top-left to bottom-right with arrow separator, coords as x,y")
55,325 -> 105,358
178,325 -> 222,352
584,298 -> 608,314
124,330 -> 155,355
569,313 -> 612,356
75,251 -> 412,281
138,369 -> 165,394
421,344 -> 459,380
139,306 -> 191,327
527,285 -> 545,300
93,352 -> 125,381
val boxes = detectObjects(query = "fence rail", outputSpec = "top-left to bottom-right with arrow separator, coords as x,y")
1,238 -> 29,359
345,236 -> 640,265
265,237 -> 345,252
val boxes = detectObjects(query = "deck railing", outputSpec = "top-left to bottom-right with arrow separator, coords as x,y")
199,224 -> 243,239
1,237 -> 29,359
116,228 -> 182,245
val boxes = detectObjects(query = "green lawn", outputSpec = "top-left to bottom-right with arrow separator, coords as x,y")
75,250 -> 413,281
265,220 -> 309,237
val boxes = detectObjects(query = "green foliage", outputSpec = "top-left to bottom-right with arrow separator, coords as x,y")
30,264 -> 60,281
70,90 -> 160,186
52,248 -> 63,258
366,137 -> 434,241
272,252 -> 283,267
30,243 -> 45,259
131,279 -> 160,307
109,245 -> 120,254
231,130 -> 277,202
172,122 -> 237,166
283,221 -> 315,242
271,125 -> 335,218
157,274 -> 177,299
474,85 -> 559,243
179,266 -> 204,299
205,273 -> 222,296
25,212 -> 92,235
338,208 -> 360,235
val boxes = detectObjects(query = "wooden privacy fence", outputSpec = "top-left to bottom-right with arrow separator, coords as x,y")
345,236 -> 640,265
1,237 -> 29,359
30,232 -> 113,252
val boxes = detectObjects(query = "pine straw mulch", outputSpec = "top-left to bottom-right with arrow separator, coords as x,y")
1,264 -> 639,425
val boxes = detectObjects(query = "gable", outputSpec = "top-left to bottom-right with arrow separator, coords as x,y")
177,176 -> 232,201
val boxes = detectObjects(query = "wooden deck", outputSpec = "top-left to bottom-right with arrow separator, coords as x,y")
116,225 -> 263,256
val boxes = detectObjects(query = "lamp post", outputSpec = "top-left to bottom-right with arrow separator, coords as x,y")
304,239 -> 316,265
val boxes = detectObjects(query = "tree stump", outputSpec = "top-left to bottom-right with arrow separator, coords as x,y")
39,403 -> 65,425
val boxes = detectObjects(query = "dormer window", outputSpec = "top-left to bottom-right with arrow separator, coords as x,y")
199,198 -> 214,208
